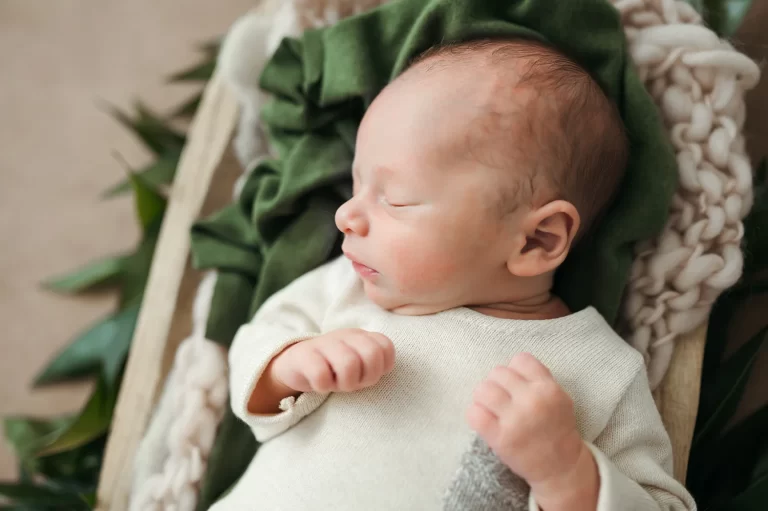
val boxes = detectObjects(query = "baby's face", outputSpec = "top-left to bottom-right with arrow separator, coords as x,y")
335,67 -> 531,315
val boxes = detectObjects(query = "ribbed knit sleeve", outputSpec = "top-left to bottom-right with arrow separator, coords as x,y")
529,368 -> 697,510
228,258 -> 347,442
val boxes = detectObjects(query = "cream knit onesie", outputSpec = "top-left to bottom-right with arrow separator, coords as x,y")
213,256 -> 696,510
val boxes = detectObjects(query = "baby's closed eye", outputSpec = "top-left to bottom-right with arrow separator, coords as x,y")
380,195 -> 418,208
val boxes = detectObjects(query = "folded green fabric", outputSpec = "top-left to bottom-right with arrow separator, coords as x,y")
190,0 -> 677,507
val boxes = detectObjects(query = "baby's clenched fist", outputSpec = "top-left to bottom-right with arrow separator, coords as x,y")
466,352 -> 585,488
272,329 -> 395,394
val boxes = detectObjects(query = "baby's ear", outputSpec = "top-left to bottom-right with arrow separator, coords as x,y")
506,200 -> 580,277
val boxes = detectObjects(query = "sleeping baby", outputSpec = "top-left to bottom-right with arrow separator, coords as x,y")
213,39 -> 697,510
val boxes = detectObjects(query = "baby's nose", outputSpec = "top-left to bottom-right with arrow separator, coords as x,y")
335,199 -> 369,236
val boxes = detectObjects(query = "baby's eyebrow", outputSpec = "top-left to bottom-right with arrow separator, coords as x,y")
351,165 -> 396,183
369,165 -> 399,185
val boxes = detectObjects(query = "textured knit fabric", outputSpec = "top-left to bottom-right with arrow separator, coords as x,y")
210,256 -> 695,511
190,0 -> 677,500
443,436 -> 531,510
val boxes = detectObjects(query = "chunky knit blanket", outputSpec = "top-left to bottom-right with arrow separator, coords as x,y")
129,1 -> 761,509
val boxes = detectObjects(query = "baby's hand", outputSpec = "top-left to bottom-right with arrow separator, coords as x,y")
467,353 -> 585,489
272,329 -> 395,394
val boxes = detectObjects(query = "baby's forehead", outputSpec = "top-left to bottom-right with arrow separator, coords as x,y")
359,40 -> 577,182
380,42 -> 578,187
402,44 -> 545,117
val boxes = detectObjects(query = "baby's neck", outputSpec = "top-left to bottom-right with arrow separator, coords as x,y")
464,271 -> 570,320
468,292 -> 570,320
381,271 -> 569,319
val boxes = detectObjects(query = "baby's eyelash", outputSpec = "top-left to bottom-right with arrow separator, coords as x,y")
379,196 -> 408,208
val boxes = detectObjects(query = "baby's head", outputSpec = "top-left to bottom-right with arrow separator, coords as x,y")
336,38 -> 628,316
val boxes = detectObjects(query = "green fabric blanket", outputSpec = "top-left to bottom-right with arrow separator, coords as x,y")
189,0 -> 677,507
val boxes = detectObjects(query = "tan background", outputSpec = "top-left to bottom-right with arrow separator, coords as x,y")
0,0 -> 766,485
0,0 -> 255,480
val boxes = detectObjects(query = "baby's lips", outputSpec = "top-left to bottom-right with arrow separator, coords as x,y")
343,250 -> 373,270
352,261 -> 379,280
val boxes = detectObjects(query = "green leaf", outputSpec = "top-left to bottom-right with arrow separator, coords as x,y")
688,404 -> 768,498
36,377 -> 117,457
170,93 -> 203,120
4,417 -> 73,459
752,442 -> 768,481
100,305 -> 140,387
698,277 -> 768,381
727,472 -> 768,509
38,438 -> 104,490
703,0 -> 753,36
197,38 -> 221,56
744,159 -> 768,276
0,482 -> 85,508
107,102 -> 186,156
130,171 -> 167,231
703,289 -> 739,378
169,59 -> 216,82
119,220 -> 161,308
25,436 -> 105,495
694,325 -> 768,447
34,305 -> 139,387
43,255 -> 126,294
103,150 -> 180,197
102,304 -> 140,388
756,159 -> 767,184
80,492 -> 96,508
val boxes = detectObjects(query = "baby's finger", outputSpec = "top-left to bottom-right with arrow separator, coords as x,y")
368,332 -> 395,373
473,379 -> 512,416
318,340 -> 363,392
487,365 -> 527,393
303,348 -> 335,393
508,353 -> 552,382
344,336 -> 384,386
466,402 -> 500,441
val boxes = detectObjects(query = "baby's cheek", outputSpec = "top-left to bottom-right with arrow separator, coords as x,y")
388,236 -> 458,293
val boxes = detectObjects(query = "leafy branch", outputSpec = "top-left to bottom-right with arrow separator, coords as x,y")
1,41 -> 217,509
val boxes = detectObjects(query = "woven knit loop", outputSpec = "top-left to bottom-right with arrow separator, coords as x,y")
620,0 -> 759,387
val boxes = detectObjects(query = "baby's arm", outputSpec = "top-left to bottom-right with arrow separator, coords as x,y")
228,257 -> 344,441
248,328 -> 395,414
468,354 -> 696,510
467,353 -> 601,510
562,368 -> 697,511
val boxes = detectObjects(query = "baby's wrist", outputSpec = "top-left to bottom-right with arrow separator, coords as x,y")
246,350 -> 301,414
266,359 -> 297,394
529,441 -> 599,511
266,348 -> 304,395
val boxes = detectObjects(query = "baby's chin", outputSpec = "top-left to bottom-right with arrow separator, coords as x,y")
362,281 -> 452,316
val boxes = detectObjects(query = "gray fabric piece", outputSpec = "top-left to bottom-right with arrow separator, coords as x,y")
443,435 -> 530,511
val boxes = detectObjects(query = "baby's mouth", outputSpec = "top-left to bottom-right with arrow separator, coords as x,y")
351,261 -> 379,280
343,251 -> 379,280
